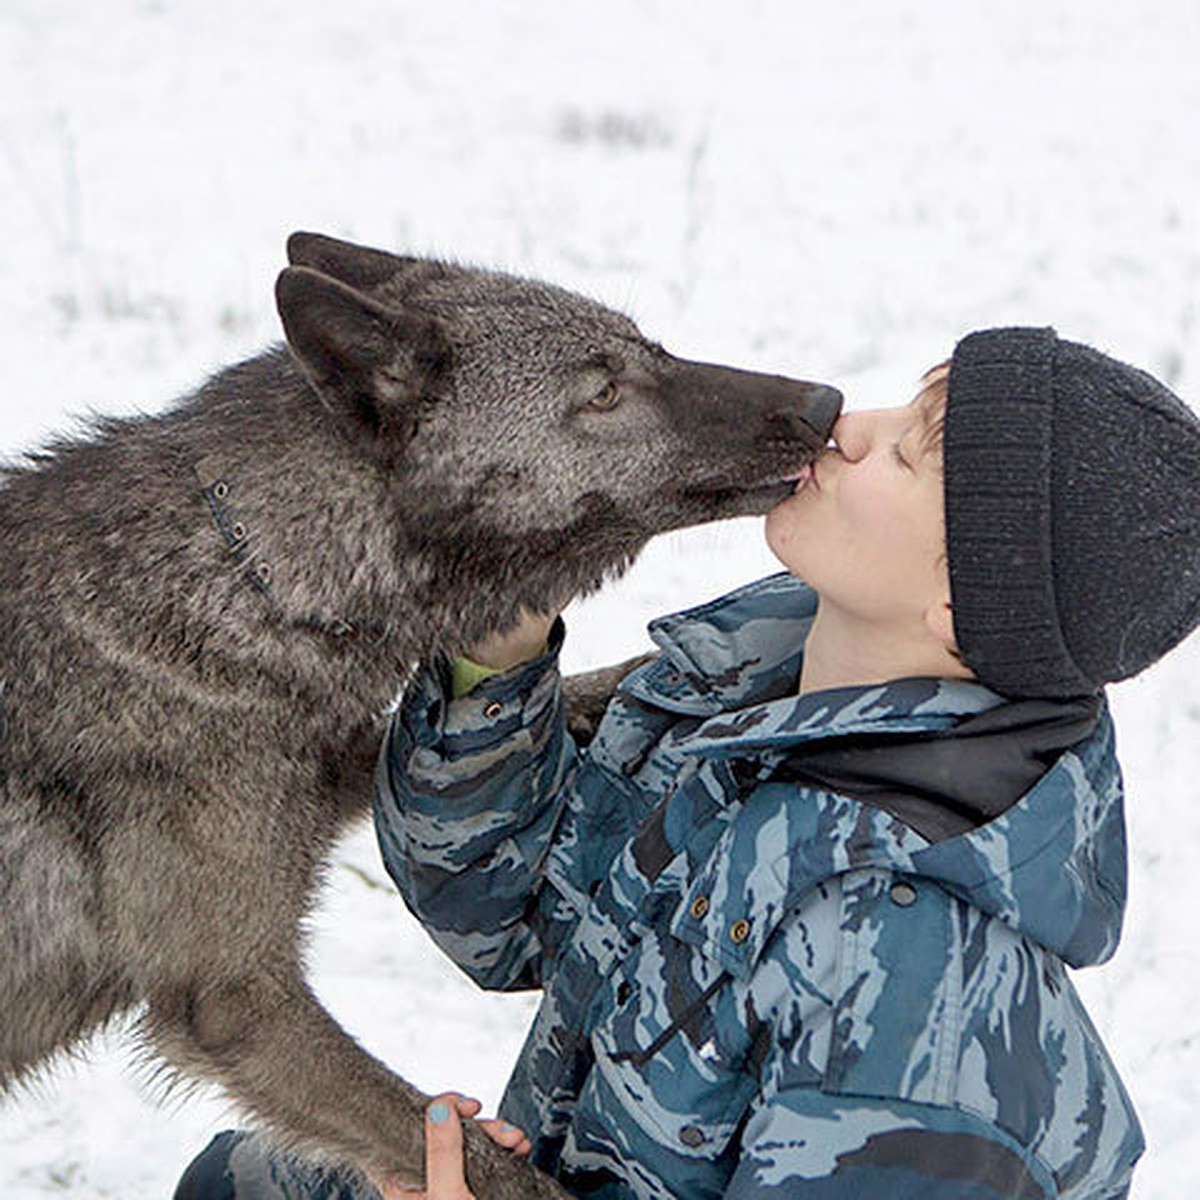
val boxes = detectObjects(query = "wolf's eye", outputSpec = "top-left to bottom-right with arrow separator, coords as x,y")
590,381 -> 621,411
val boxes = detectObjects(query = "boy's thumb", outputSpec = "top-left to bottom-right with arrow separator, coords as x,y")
424,1095 -> 468,1197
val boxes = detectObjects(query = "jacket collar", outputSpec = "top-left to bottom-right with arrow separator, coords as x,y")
629,572 -> 814,715
624,572 -> 1008,756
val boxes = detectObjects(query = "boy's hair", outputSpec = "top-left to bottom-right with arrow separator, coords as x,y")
943,327 -> 1200,699
914,363 -> 948,464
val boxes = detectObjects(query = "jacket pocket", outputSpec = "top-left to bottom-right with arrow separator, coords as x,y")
588,952 -> 758,1160
821,867 -> 962,1108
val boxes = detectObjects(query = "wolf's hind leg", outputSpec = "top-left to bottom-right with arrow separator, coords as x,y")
0,812 -> 132,1091
0,961 -> 134,1092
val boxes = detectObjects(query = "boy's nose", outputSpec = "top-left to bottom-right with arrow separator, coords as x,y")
830,411 -> 871,461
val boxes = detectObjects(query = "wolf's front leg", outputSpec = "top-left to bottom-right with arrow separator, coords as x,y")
563,651 -> 658,745
147,971 -> 427,1185
145,972 -> 571,1199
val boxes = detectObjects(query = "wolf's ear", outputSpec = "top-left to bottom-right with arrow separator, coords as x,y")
286,232 -> 430,292
276,266 -> 452,430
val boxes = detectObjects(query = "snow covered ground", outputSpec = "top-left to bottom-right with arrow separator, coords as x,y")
2,0 -> 1198,1194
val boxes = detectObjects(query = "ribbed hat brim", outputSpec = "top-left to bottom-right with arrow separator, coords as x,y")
945,328 -> 1098,698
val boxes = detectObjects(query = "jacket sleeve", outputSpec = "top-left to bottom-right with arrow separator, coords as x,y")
372,620 -> 576,993
724,1088 -> 1060,1199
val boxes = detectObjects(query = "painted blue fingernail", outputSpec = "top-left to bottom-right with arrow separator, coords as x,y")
429,1102 -> 451,1124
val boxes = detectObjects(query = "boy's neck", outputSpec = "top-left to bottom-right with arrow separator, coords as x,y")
798,598 -> 972,696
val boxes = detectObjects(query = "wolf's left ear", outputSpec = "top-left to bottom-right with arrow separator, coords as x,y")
286,232 -> 431,292
276,266 -> 452,431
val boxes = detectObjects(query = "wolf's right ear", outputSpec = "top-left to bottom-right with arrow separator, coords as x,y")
276,266 -> 452,431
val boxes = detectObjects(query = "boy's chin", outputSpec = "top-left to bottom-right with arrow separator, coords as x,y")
762,512 -> 804,576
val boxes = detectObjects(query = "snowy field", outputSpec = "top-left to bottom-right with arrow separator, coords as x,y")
2,0 -> 1199,1195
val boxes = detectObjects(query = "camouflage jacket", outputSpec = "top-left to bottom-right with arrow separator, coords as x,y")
375,574 -> 1144,1199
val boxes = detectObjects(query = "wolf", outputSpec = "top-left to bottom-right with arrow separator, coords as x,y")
0,233 -> 841,1196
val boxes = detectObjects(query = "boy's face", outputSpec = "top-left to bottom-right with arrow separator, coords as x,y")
765,368 -> 953,634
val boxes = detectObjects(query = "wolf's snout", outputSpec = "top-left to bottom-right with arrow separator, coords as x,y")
763,383 -> 842,446
664,358 -> 842,447
797,383 -> 843,442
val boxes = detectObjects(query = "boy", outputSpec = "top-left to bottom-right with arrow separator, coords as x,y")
178,328 -> 1199,1198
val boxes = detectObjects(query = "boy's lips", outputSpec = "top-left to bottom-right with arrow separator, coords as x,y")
792,463 -> 818,494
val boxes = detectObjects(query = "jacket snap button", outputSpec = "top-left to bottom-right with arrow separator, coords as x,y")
890,881 -> 918,907
729,918 -> 751,944
483,701 -> 504,720
689,895 -> 710,919
678,1124 -> 707,1148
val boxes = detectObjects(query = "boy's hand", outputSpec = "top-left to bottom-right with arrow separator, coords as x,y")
465,608 -> 559,672
377,1093 -> 532,1200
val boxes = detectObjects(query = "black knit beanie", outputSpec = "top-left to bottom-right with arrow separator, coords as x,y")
944,327 -> 1200,699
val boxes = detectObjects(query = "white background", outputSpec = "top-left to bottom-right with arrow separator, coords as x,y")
1,1 -> 1198,1195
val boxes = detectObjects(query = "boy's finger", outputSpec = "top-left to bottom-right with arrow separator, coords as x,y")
476,1118 -> 531,1155
425,1094 -> 469,1198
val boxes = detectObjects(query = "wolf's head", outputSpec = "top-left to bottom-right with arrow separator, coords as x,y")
276,233 -> 841,631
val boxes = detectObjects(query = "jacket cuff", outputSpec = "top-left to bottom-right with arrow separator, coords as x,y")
450,655 -> 505,698
399,617 -> 566,752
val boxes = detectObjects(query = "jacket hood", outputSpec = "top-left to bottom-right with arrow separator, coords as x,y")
621,573 -> 1128,970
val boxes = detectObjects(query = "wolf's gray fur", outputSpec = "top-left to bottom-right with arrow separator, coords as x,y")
0,233 -> 840,1196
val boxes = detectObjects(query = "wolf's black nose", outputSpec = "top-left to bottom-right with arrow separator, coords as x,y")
802,384 -> 843,439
